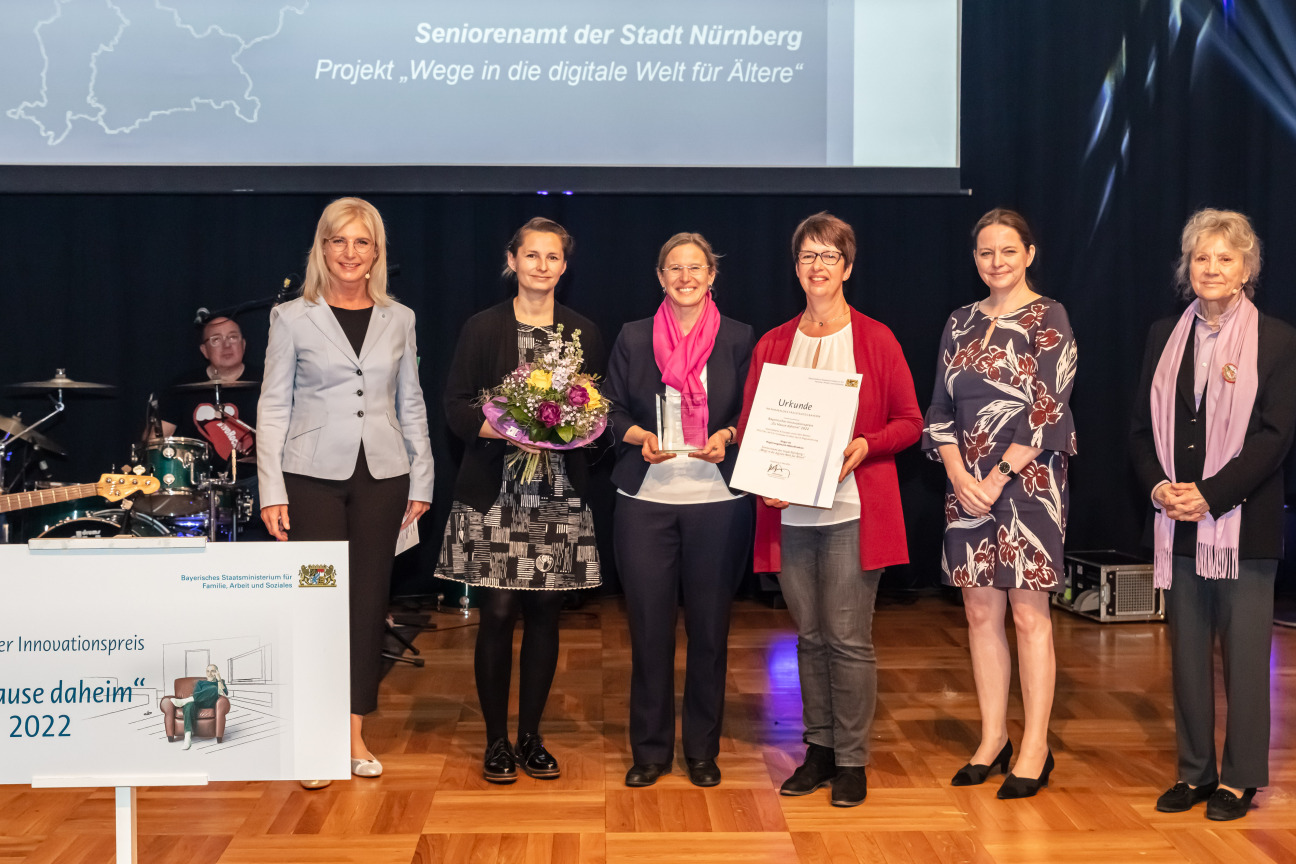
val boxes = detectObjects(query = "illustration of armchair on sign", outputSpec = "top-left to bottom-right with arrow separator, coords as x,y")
161,664 -> 230,749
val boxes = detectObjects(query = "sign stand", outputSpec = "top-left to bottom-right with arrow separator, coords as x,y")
116,787 -> 136,864
33,774 -> 208,864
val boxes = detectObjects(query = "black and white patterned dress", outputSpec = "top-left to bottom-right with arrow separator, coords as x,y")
435,323 -> 601,591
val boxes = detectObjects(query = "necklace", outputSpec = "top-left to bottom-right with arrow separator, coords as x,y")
803,307 -> 850,328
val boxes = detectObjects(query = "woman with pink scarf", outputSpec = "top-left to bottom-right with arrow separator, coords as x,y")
1131,209 -> 1296,822
604,232 -> 755,789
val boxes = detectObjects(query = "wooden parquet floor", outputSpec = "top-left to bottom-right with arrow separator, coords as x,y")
4,594 -> 1296,863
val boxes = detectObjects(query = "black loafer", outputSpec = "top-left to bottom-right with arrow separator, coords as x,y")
830,766 -> 867,807
517,731 -> 561,780
625,762 -> 671,787
483,737 -> 517,784
685,758 -> 721,787
1206,786 -> 1256,821
1155,780 -> 1217,813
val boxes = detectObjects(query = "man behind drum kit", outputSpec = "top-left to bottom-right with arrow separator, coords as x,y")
156,315 -> 262,442
143,314 -> 266,539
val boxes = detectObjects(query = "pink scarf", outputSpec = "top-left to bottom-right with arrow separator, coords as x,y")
653,294 -> 721,448
1149,294 -> 1259,588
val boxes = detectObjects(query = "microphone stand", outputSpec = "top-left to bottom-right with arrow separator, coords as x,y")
0,388 -> 66,495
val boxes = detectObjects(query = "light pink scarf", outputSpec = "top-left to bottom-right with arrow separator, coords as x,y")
1149,294 -> 1259,588
653,293 -> 721,448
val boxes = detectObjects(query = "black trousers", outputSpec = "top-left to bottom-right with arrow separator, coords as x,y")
1167,555 -> 1276,789
614,494 -> 753,764
283,449 -> 409,716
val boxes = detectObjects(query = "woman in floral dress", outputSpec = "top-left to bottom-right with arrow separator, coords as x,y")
922,209 -> 1077,799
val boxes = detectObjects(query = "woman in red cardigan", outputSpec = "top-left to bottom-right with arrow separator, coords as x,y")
737,212 -> 922,807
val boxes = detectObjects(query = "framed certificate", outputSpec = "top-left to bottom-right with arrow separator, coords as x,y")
729,364 -> 861,507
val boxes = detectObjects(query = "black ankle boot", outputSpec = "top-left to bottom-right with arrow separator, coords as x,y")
517,731 -> 560,779
831,766 -> 867,807
780,743 -> 837,796
483,737 -> 517,784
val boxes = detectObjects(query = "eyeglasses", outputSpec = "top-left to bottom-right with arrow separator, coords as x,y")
796,250 -> 844,266
328,237 -> 374,255
660,264 -> 710,276
204,333 -> 243,347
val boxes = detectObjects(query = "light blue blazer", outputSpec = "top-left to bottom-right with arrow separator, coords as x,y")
257,296 -> 435,507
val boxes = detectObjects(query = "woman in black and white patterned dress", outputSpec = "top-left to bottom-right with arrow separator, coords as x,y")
437,217 -> 605,784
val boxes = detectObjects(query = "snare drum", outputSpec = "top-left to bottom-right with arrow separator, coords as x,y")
34,508 -> 168,539
143,437 -> 210,494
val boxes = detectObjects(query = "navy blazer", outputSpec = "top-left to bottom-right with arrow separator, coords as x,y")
604,314 -> 755,495
1129,310 -> 1296,558
257,296 -> 435,507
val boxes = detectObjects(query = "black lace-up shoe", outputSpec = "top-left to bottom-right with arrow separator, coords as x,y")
517,731 -> 560,779
483,737 -> 517,784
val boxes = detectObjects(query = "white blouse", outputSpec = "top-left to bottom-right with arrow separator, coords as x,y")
781,324 -> 861,527
619,367 -> 743,505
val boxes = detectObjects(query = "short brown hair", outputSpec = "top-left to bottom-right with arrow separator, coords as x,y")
1174,208 -> 1262,299
791,212 -> 856,268
657,232 -> 721,277
971,208 -> 1037,252
503,217 -> 573,278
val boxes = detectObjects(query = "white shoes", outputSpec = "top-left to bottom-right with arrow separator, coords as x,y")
350,757 -> 383,778
298,756 -> 382,788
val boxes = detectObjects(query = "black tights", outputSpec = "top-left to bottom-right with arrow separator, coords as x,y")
474,587 -> 567,743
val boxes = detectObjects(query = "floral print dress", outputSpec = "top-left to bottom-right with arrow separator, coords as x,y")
921,299 -> 1077,591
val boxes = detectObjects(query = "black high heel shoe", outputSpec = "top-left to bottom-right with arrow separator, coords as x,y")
997,749 -> 1054,799
951,740 -> 1013,787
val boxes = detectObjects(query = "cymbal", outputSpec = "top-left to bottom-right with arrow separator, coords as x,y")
169,379 -> 261,393
7,370 -> 116,394
0,413 -> 66,454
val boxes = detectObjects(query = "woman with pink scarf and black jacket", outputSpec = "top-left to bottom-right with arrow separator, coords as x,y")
1130,209 -> 1296,822
604,232 -> 755,790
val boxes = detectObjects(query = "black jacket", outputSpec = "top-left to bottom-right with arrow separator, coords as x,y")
1129,310 -> 1296,558
442,299 -> 607,513
603,315 -> 754,495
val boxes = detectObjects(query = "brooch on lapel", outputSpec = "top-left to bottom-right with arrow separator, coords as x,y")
1221,363 -> 1238,384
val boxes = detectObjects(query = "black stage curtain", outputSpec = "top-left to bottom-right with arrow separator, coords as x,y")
3,1 -> 1294,594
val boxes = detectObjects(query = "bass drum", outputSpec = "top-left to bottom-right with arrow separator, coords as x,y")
12,499 -> 105,541
35,509 -> 169,539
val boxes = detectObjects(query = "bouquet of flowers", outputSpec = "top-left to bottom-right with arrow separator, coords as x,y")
478,325 -> 609,484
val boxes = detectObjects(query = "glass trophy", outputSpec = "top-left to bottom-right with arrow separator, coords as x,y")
656,392 -> 699,453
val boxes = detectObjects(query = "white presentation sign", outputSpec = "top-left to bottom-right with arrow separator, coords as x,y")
0,541 -> 350,785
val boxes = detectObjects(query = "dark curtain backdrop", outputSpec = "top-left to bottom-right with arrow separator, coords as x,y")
2,1 -> 1294,594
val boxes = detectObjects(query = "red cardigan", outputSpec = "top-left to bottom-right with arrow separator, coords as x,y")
737,310 -> 922,573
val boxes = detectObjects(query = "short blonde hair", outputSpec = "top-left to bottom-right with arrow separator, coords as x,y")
302,197 -> 391,306
1175,208 -> 1261,299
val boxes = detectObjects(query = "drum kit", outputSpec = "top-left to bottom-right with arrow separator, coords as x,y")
0,370 -> 257,543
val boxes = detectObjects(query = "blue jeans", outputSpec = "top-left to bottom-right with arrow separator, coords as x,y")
779,520 -> 881,767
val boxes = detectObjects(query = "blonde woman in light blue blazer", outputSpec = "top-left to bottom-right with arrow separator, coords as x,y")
257,197 -> 434,787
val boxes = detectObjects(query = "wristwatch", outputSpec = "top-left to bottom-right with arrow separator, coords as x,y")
996,460 -> 1018,480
